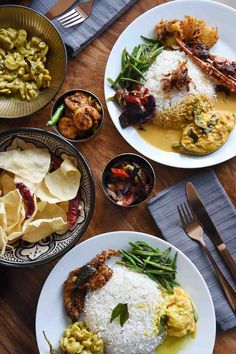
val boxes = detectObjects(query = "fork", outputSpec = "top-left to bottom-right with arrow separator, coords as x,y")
58,0 -> 95,28
177,202 -> 236,313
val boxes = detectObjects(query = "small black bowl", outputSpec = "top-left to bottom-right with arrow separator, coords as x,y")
102,153 -> 156,208
51,88 -> 104,143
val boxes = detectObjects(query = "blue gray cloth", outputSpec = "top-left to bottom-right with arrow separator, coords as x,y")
147,169 -> 236,331
1,0 -> 137,56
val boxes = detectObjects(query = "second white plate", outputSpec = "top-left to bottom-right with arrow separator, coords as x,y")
36,231 -> 216,354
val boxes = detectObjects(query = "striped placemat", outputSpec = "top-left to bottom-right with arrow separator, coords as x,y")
1,0 -> 138,56
147,169 -> 236,331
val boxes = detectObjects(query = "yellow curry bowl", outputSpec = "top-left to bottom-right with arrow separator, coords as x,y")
0,5 -> 67,119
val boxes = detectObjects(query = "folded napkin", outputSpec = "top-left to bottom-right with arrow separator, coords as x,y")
4,0 -> 137,56
147,169 -> 236,331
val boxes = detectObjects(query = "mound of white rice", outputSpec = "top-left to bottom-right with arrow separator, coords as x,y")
145,49 -> 216,129
84,265 -> 164,354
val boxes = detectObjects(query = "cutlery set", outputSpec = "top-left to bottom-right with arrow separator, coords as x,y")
45,0 -> 95,28
178,182 -> 236,312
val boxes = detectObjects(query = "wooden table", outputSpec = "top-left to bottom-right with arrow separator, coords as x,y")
0,0 -> 235,353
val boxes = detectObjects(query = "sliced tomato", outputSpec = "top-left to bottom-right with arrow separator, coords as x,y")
111,168 -> 129,178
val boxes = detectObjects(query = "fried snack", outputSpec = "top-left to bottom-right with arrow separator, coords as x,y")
155,16 -> 218,48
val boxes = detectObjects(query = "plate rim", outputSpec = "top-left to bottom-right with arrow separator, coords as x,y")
36,230 -> 216,354
0,127 -> 95,268
104,0 -> 236,169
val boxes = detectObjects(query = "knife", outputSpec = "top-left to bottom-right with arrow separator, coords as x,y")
186,181 -> 236,281
45,0 -> 78,20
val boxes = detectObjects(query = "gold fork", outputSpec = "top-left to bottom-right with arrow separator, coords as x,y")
177,202 -> 236,313
58,0 -> 95,28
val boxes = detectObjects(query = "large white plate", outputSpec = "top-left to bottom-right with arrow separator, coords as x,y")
104,0 -> 236,168
36,231 -> 216,354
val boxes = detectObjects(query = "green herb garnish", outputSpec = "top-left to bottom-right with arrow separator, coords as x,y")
110,303 -> 129,327
117,241 -> 178,293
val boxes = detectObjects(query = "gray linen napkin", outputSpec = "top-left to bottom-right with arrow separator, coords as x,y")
2,0 -> 137,56
147,169 -> 236,331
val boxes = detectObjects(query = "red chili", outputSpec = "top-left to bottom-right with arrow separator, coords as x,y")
111,168 -> 129,178
50,154 -> 63,172
67,190 -> 80,230
16,183 -> 35,220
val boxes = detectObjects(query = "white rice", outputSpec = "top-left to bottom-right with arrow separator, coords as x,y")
145,49 -> 216,112
84,265 -> 164,354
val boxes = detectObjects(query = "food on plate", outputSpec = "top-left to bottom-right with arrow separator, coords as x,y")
180,111 -> 235,155
0,28 -> 51,100
163,287 -> 198,337
145,49 -> 216,129
176,39 -> 236,94
47,241 -> 197,354
64,249 -> 119,322
0,148 -> 82,256
155,16 -> 218,49
104,160 -> 152,206
107,37 -> 164,90
107,16 -> 236,156
47,91 -> 102,140
60,322 -> 104,354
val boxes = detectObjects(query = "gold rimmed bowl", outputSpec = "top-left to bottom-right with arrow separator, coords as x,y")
0,5 -> 67,119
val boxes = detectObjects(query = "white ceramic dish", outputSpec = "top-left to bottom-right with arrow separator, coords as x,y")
104,0 -> 236,168
36,231 -> 216,354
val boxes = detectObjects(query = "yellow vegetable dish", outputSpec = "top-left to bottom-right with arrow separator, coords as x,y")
0,27 -> 51,101
163,288 -> 197,337
60,322 -> 104,354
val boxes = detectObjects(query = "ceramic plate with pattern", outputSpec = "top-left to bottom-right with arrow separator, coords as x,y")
0,128 -> 95,267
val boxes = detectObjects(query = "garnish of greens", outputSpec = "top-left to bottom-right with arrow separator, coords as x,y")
117,241 -> 178,293
46,104 -> 64,127
107,36 -> 164,91
43,331 -> 59,354
110,303 -> 129,327
107,36 -> 163,129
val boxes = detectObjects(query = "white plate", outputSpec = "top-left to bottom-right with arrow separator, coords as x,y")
104,0 -> 236,168
36,231 -> 216,354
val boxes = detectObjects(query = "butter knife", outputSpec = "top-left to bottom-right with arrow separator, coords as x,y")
186,182 -> 236,281
45,0 -> 78,20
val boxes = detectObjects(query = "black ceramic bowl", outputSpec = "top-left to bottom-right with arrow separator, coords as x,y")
102,153 -> 156,208
51,89 -> 104,142
0,128 -> 95,268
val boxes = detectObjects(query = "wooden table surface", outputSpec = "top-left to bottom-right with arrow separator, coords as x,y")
0,0 -> 236,353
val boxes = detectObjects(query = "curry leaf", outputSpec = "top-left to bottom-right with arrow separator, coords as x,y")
110,303 -> 129,327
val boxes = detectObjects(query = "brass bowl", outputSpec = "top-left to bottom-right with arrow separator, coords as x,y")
0,5 -> 67,119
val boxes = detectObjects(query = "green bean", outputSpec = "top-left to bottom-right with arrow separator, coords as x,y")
144,260 -> 176,272
128,241 -> 143,250
119,77 -> 143,85
120,249 -> 137,266
141,35 -> 159,43
129,63 -> 146,80
46,104 -> 64,127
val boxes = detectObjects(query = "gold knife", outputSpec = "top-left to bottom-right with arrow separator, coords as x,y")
186,182 -> 236,281
45,0 -> 78,20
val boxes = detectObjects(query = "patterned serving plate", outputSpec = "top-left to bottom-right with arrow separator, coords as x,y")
0,128 -> 95,267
